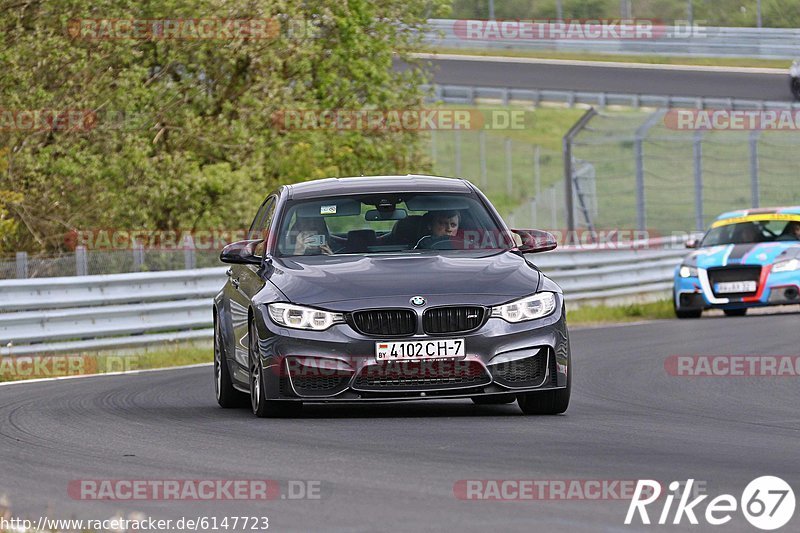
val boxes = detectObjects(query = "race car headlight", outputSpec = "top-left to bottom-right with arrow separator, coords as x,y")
679,265 -> 698,278
267,303 -> 344,331
491,292 -> 557,323
773,258 -> 800,273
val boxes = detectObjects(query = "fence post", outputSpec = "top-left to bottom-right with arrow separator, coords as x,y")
749,130 -> 760,208
183,235 -> 196,270
15,251 -> 28,279
75,246 -> 88,276
454,130 -> 462,176
133,242 -> 145,270
634,109 -> 667,232
534,145 -> 541,199
430,130 -> 437,168
505,138 -> 513,196
563,108 -> 597,243
693,131 -> 704,232
479,130 -> 487,187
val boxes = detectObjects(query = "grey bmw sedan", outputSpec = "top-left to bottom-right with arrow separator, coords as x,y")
213,175 -> 571,417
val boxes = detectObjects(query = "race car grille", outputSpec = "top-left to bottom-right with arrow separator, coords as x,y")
351,309 -> 416,336
353,360 -> 490,391
490,349 -> 548,388
423,306 -> 485,334
707,266 -> 761,298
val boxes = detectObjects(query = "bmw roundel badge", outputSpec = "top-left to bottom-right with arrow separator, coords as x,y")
410,296 -> 426,306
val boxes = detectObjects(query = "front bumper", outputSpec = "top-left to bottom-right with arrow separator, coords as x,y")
251,300 -> 570,402
674,267 -> 800,310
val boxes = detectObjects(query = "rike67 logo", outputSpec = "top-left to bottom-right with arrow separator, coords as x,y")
625,477 -> 795,530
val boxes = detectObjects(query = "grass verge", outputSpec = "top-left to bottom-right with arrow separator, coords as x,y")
0,344 -> 213,383
567,299 -> 674,325
421,47 -> 789,70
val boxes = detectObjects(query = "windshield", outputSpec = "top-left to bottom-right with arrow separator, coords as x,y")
701,219 -> 800,247
275,192 -> 511,257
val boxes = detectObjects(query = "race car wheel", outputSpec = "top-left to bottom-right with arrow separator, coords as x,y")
517,366 -> 571,415
792,77 -> 800,101
673,291 -> 702,319
723,308 -> 747,317
249,319 -> 302,418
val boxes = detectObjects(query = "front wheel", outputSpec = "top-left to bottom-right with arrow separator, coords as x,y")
674,290 -> 702,319
723,308 -> 747,317
792,77 -> 800,100
249,319 -> 302,418
517,366 -> 571,415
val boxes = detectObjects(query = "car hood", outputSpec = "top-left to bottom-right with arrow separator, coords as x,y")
684,242 -> 800,269
268,251 -> 542,309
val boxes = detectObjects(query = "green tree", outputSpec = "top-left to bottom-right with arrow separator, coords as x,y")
0,0 -> 447,254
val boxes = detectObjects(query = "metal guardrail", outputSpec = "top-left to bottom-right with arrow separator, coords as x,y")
427,84 -> 800,111
424,19 -> 800,60
0,249 -> 686,355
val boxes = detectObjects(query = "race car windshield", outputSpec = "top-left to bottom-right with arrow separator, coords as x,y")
701,220 -> 800,247
276,193 -> 512,257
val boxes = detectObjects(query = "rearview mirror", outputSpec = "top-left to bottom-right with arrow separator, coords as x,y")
220,239 -> 263,265
512,229 -> 558,253
365,209 -> 407,221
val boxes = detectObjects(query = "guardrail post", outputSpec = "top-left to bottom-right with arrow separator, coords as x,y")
502,87 -> 509,105
15,252 -> 28,279
749,130 -> 761,208
183,235 -> 196,270
693,131 -> 704,231
76,246 -> 88,276
505,138 -> 513,195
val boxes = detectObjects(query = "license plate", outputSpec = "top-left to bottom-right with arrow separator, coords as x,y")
375,339 -> 465,361
715,281 -> 756,293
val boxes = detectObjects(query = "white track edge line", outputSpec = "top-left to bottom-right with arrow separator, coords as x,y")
0,362 -> 212,387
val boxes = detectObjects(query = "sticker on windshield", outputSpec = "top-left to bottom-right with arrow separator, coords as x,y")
320,205 -> 337,215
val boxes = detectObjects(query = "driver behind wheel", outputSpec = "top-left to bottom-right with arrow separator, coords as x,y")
416,210 -> 461,249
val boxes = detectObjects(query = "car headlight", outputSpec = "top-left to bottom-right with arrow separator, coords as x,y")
679,265 -> 698,278
490,292 -> 557,323
773,258 -> 800,273
267,303 -> 344,331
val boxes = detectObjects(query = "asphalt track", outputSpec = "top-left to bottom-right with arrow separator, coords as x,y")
1,312 -> 799,532
412,55 -> 792,101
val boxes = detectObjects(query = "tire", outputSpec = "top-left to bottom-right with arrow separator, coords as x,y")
214,315 -> 248,408
723,308 -> 747,317
517,364 -> 571,415
792,77 -> 800,101
674,290 -> 702,319
248,319 -> 302,418
471,394 -> 516,405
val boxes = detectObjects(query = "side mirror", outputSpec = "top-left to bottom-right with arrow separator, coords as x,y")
220,239 -> 263,265
512,229 -> 558,253
685,238 -> 699,249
